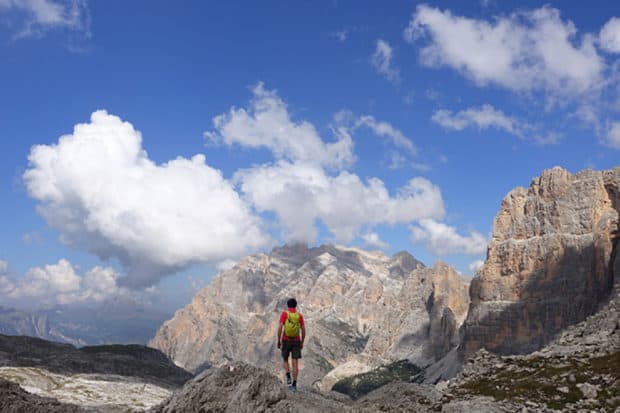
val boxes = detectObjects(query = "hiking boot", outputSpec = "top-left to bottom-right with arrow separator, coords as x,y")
285,373 -> 292,386
290,383 -> 297,392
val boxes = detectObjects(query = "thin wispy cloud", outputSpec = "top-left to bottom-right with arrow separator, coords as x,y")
432,104 -> 561,145
356,115 -> 417,154
331,29 -> 348,42
0,0 -> 90,39
432,105 -> 522,136
371,39 -> 400,84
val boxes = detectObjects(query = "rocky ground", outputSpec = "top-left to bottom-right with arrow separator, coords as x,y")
0,334 -> 193,412
0,334 -> 193,388
444,282 -> 620,412
0,367 -> 172,412
0,377 -> 86,413
148,362 -> 446,413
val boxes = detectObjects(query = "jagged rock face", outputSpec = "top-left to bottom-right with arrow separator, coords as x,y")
150,245 -> 470,387
462,166 -> 620,357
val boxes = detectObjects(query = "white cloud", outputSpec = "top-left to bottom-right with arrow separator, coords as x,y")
0,259 -> 153,307
216,259 -> 237,272
205,83 -> 354,169
468,259 -> 485,273
0,0 -> 89,38
21,231 -> 43,244
410,219 -> 487,256
356,115 -> 417,154
332,30 -> 348,42
432,104 -> 522,135
205,85 -> 443,244
606,122 -> 620,149
333,110 -> 417,164
24,110 -> 269,287
236,161 -> 444,243
362,232 -> 390,250
0,260 -> 7,275
371,39 -> 400,84
599,17 -> 620,53
432,104 -> 563,145
405,5 -> 605,98
388,151 -> 407,170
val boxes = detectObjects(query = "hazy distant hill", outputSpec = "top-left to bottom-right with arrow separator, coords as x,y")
0,304 -> 170,346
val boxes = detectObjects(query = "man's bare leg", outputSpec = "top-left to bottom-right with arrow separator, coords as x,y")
283,358 -> 290,374
292,358 -> 299,382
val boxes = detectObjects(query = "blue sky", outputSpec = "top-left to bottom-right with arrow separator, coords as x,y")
0,0 -> 618,312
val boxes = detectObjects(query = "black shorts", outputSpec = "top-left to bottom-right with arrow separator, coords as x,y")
281,340 -> 302,360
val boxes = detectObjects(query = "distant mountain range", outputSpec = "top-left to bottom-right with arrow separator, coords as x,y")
0,303 -> 170,346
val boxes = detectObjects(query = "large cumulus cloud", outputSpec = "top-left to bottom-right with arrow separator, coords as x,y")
23,110 -> 269,287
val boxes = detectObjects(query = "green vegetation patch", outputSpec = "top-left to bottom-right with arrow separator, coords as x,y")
332,360 -> 422,400
457,351 -> 620,410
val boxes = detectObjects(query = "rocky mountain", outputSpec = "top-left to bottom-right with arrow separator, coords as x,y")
150,244 -> 470,387
0,304 -> 170,347
461,166 -> 620,357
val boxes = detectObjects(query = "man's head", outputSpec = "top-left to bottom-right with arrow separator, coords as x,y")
287,298 -> 297,308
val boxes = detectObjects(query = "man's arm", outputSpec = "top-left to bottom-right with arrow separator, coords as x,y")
300,324 -> 306,348
277,323 -> 283,349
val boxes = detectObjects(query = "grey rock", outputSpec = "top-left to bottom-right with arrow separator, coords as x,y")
577,382 -> 598,399
441,396 -> 506,413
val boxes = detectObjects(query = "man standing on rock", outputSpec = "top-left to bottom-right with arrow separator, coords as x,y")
277,298 -> 305,392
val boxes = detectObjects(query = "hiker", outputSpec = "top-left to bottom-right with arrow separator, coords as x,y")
277,298 -> 305,392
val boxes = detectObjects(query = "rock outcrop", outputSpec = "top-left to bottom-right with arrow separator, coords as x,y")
461,166 -> 620,357
149,362 -> 452,413
448,271 -> 620,412
150,244 -> 470,387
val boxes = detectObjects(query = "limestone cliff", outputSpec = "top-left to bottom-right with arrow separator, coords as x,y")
461,166 -> 620,357
149,244 -> 470,387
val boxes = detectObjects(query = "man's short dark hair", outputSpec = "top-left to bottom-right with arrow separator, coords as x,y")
287,298 -> 297,308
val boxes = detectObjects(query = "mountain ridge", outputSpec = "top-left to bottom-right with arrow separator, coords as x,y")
149,244 -> 468,388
